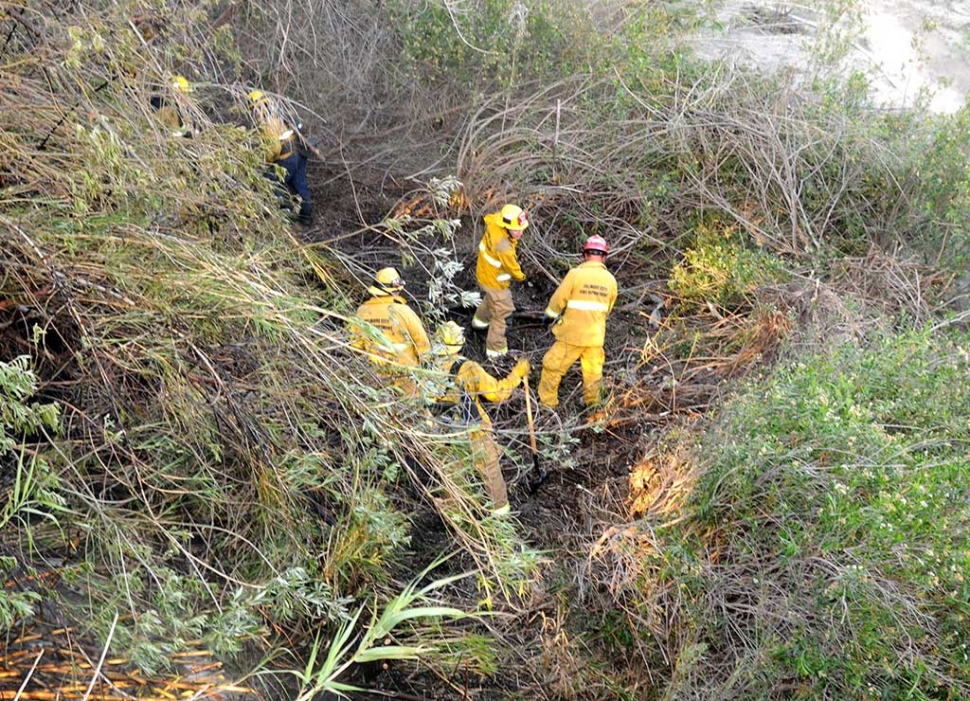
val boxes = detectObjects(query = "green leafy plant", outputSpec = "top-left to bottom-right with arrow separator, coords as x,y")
284,556 -> 474,699
0,354 -> 64,630
668,221 -> 788,308
648,327 -> 970,698
0,555 -> 41,630
0,355 -> 64,532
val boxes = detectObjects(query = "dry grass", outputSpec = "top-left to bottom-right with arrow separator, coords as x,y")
3,0 -> 964,698
451,68 -> 943,290
0,1 -> 541,694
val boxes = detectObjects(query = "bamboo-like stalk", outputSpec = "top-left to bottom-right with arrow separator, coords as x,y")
11,650 -> 43,701
80,612 -> 117,701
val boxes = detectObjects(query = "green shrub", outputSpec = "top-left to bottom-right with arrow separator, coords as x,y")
653,327 -> 970,698
0,355 -> 64,533
386,0 -> 599,93
0,355 -> 64,631
668,221 -> 789,308
898,107 -> 970,269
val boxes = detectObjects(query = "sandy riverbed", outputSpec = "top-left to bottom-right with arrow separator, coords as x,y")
693,0 -> 970,113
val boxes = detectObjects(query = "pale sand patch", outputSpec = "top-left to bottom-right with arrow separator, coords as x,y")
692,0 -> 970,113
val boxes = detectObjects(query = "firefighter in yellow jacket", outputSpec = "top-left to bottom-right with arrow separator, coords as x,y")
350,267 -> 431,378
472,204 -> 529,358
538,235 -> 617,409
248,89 -> 313,225
151,75 -> 196,138
431,321 -> 529,515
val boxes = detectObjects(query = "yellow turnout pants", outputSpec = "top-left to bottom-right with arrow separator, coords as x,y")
473,286 -> 515,355
538,340 -> 605,408
470,427 -> 508,512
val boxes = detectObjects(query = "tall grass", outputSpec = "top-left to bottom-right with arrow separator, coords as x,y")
611,327 -> 970,699
6,0 -> 970,697
0,0 -> 540,688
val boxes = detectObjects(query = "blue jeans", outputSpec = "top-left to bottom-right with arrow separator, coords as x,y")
267,150 -> 312,224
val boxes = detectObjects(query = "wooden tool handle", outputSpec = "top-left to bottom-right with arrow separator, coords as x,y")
523,372 -> 539,455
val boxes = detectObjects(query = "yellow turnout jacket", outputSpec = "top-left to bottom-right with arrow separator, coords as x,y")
475,212 -> 525,290
254,104 -> 299,163
435,357 -> 521,430
544,260 -> 617,347
351,295 -> 430,368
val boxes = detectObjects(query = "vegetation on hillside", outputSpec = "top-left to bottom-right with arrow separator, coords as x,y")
3,0 -> 970,699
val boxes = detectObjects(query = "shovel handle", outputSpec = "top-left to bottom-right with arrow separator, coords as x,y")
523,372 -> 538,456
523,373 -> 548,495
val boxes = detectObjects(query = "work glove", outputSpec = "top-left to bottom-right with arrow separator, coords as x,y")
512,357 -> 531,380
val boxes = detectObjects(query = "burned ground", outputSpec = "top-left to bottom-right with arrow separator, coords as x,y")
0,136 -> 817,699
262,160 -> 816,697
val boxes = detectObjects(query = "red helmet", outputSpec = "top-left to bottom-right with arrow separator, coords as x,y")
583,235 -> 609,256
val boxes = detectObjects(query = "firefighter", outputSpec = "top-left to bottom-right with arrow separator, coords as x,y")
248,89 -> 313,225
350,268 -> 431,389
538,235 -> 617,409
471,204 -> 529,358
431,321 -> 530,515
151,75 -> 196,138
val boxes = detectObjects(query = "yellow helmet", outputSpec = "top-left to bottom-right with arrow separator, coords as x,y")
368,267 -> 405,296
436,321 -> 465,348
171,75 -> 193,93
499,204 -> 529,231
248,89 -> 268,107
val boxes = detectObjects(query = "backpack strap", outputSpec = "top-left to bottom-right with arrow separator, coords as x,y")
451,360 -> 479,425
